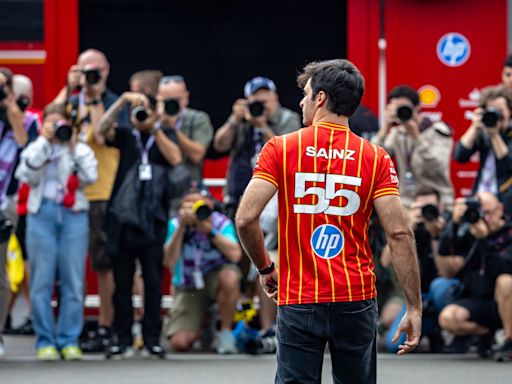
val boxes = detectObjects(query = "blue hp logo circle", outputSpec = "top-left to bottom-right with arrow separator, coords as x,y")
437,32 -> 471,67
310,224 -> 344,259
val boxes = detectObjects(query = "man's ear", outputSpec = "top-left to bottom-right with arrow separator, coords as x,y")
316,90 -> 328,108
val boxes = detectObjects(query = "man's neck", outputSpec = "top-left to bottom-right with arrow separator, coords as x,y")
312,111 -> 349,127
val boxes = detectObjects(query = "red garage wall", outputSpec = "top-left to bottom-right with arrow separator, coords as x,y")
348,0 -> 508,197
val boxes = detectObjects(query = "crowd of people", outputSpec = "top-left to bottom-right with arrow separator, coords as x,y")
0,48 -> 511,364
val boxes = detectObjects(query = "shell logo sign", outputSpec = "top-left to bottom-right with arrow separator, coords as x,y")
418,85 -> 441,108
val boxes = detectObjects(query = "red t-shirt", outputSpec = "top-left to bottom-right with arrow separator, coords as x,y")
253,121 -> 399,305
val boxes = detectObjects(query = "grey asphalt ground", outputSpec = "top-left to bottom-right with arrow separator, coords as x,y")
1,335 -> 511,384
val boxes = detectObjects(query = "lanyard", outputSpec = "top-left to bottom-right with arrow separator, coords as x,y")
132,130 -> 155,164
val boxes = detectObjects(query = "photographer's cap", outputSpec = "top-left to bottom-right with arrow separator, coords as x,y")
244,77 -> 277,98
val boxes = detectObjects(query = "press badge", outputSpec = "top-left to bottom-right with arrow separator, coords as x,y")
138,163 -> 152,181
193,270 -> 205,290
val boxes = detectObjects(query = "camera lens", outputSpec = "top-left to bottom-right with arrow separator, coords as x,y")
192,200 -> 213,221
54,121 -> 73,142
16,95 -> 30,112
248,101 -> 265,117
462,199 -> 481,224
164,99 -> 180,116
396,105 -> 413,122
421,204 -> 439,221
132,106 -> 149,122
83,69 -> 101,85
482,108 -> 502,128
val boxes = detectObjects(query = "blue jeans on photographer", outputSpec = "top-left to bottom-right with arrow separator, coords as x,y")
27,199 -> 88,350
276,299 -> 377,384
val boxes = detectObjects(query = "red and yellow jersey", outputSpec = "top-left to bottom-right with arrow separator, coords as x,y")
253,121 -> 399,305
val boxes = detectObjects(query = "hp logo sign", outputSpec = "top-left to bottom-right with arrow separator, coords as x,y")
437,32 -> 471,67
310,224 -> 344,259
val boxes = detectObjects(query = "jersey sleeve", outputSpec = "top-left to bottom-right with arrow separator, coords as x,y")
252,137 -> 279,188
372,147 -> 400,200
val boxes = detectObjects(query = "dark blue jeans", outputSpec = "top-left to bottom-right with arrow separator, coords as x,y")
276,299 -> 377,384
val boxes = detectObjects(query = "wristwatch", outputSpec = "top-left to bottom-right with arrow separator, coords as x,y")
258,261 -> 275,275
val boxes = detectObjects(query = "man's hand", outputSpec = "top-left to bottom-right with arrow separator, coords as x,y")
230,99 -> 247,125
178,202 -> 196,226
452,198 -> 467,224
196,217 -> 214,235
424,216 -> 446,238
403,118 -> 420,139
469,219 -> 489,239
67,65 -> 82,91
122,92 -> 149,107
259,268 -> 278,304
391,309 -> 422,355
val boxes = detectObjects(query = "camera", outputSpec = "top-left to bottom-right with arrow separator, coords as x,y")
421,204 -> 439,221
54,120 -> 73,142
248,100 -> 265,118
396,105 -> 413,122
192,199 -> 212,221
16,95 -> 30,112
82,68 -> 101,86
0,212 -> 13,243
132,106 -> 149,122
462,198 -> 481,224
164,98 -> 180,116
0,85 -> 7,102
482,108 -> 502,128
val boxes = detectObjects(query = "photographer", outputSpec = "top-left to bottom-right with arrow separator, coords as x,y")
2,74 -> 41,337
373,85 -> 453,209
213,77 -> 301,215
54,49 -> 131,349
157,76 -> 213,182
0,67 -> 35,354
14,103 -> 98,361
99,82 -> 182,359
455,85 -> 512,215
437,192 -> 512,361
163,186 -> 242,354
384,187 -> 447,352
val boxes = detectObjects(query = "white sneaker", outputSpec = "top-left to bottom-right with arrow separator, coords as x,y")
0,336 -> 5,357
216,330 -> 238,354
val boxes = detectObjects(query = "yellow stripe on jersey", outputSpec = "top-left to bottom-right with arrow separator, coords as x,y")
373,187 -> 399,196
253,173 -> 279,188
311,125 -> 319,303
317,121 -> 350,131
296,130 -> 304,304
338,130 -> 352,302
282,135 -> 291,305
363,145 -> 379,213
352,138 -> 366,300
325,128 -> 336,302
373,190 -> 400,200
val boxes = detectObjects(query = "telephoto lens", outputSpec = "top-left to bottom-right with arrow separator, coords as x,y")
192,200 -> 212,221
248,100 -> 265,117
54,120 -> 73,142
164,98 -> 180,116
396,105 -> 413,122
482,108 -> 502,128
83,69 -> 101,85
421,204 -> 439,222
132,106 -> 149,122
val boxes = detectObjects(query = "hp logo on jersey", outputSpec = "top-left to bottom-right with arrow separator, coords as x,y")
311,224 -> 344,259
